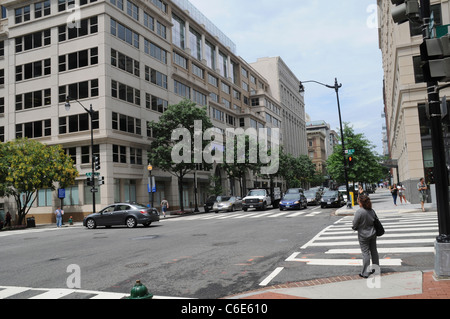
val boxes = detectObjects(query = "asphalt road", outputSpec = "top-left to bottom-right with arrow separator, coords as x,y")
0,201 -> 435,299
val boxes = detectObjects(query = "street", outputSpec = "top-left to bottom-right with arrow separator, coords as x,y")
0,192 -> 437,299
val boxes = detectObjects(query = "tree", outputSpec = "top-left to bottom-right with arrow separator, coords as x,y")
326,123 -> 385,186
278,149 -> 317,189
219,134 -> 262,197
0,139 -> 78,225
147,99 -> 213,212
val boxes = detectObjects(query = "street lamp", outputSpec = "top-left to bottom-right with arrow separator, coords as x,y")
65,96 -> 97,214
300,78 -> 352,208
147,164 -> 154,208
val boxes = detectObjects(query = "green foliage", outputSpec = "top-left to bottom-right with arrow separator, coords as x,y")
278,148 -> 317,188
147,99 -> 213,211
0,139 -> 79,224
326,123 -> 385,185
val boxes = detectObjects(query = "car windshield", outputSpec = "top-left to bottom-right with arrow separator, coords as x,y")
248,190 -> 265,196
304,191 -> 314,196
283,194 -> 300,200
217,196 -> 231,202
324,191 -> 338,196
286,189 -> 301,194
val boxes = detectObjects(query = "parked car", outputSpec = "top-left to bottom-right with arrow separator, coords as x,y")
83,203 -> 160,229
204,195 -> 222,213
279,193 -> 307,210
212,196 -> 243,213
321,190 -> 345,208
303,190 -> 321,205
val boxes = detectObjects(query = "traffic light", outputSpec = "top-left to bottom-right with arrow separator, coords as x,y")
87,176 -> 93,186
348,156 -> 355,167
94,156 -> 100,171
420,35 -> 450,82
98,176 -> 105,186
391,0 -> 421,25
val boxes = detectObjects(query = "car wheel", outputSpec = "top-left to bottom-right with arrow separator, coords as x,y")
126,217 -> 137,228
261,202 -> 266,211
86,218 -> 96,229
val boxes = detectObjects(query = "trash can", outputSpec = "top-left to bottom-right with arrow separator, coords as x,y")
26,217 -> 36,228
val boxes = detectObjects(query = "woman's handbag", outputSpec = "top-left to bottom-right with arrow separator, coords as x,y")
371,210 -> 385,237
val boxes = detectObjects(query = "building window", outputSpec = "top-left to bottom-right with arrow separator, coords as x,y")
111,49 -> 139,76
35,1 -> 51,19
111,80 -> 140,106
205,40 -> 215,70
16,89 -> 51,111
16,59 -> 51,81
113,145 -> 127,163
145,66 -> 168,89
58,0 -> 75,12
59,79 -> 99,102
112,112 -> 141,135
189,27 -> 202,60
173,51 -> 188,69
145,93 -> 168,113
16,119 -> 51,139
110,18 -> 139,48
59,47 -> 98,72
15,29 -> 51,53
144,39 -> 167,64
174,80 -> 190,98
130,148 -> 142,165
59,111 -> 99,134
126,0 -> 139,20
59,16 -> 98,42
15,5 -> 31,24
172,14 -> 185,49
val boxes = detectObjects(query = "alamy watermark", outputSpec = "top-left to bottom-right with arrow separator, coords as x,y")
171,121 -> 280,175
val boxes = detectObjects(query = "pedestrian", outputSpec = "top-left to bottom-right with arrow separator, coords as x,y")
417,178 -> 428,212
55,206 -> 64,228
4,211 -> 12,227
391,184 -> 398,206
160,198 -> 169,218
358,184 -> 367,198
397,183 -> 407,204
352,194 -> 380,278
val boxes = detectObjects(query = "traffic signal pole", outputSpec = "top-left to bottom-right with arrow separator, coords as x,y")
420,0 -> 450,243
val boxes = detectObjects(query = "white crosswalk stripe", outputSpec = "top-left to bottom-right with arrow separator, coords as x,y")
293,212 -> 438,267
166,210 -> 325,221
0,286 -> 193,300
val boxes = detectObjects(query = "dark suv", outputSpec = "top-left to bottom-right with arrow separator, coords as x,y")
204,195 -> 221,213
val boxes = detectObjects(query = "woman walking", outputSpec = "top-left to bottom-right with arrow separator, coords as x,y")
391,184 -> 398,206
352,194 -> 380,278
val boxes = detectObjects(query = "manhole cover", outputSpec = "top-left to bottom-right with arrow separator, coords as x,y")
125,262 -> 149,268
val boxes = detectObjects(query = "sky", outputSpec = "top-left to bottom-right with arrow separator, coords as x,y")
187,0 -> 385,155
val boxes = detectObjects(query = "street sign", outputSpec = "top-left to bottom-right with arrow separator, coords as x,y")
91,188 -> 98,193
346,149 -> 355,155
58,188 -> 65,199
86,172 -> 100,177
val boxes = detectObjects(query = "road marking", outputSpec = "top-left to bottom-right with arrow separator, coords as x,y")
259,267 -> 284,286
249,212 -> 272,218
233,213 -> 259,219
285,252 -> 402,266
286,212 -> 307,218
268,212 -> 289,218
305,211 -> 322,217
0,287 -> 30,298
325,247 -> 435,254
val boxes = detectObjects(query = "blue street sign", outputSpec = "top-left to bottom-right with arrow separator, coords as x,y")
58,188 -> 66,199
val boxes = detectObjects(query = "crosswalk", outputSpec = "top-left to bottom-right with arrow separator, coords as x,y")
286,212 -> 438,267
166,208 -> 326,221
0,286 -> 193,300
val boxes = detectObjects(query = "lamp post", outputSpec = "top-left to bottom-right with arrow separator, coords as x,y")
148,164 -> 154,208
300,78 -> 352,208
65,96 -> 97,214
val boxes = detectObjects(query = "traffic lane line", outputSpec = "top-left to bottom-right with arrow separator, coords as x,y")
259,267 -> 285,286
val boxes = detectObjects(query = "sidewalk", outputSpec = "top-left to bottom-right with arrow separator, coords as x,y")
226,188 -> 450,299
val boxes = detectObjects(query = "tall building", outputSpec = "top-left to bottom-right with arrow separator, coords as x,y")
250,57 -> 307,158
378,0 -> 450,202
0,0 -> 305,223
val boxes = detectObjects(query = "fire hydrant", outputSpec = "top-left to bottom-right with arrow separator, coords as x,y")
127,280 -> 153,299
68,216 -> 73,225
